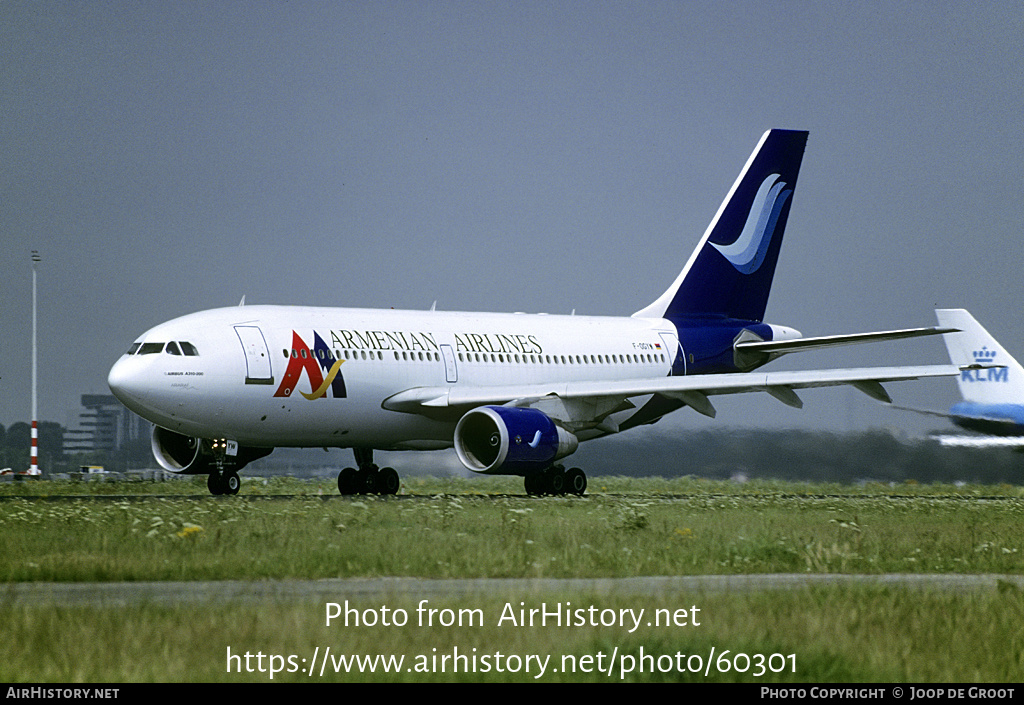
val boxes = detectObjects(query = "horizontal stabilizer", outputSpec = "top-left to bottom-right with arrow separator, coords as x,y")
735,326 -> 957,357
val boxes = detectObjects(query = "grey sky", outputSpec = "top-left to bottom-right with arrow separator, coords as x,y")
2,1 -> 1022,441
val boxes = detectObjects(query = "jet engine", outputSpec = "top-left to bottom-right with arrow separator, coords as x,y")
454,406 -> 578,475
151,426 -> 271,474
151,427 -> 208,473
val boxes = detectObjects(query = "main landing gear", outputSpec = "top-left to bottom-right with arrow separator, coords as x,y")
338,448 -> 400,496
524,465 -> 587,496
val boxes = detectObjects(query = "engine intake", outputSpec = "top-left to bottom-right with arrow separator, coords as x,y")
152,427 -> 208,473
454,406 -> 578,475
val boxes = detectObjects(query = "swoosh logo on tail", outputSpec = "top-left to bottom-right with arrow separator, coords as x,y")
711,173 -> 792,274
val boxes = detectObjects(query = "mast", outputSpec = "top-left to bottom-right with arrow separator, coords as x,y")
28,250 -> 41,475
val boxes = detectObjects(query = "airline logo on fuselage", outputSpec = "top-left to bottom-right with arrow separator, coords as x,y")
275,332 -> 347,399
962,347 -> 1009,383
273,327 -> 546,400
327,328 -> 542,356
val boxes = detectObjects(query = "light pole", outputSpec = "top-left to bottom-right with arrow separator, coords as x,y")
28,250 -> 41,476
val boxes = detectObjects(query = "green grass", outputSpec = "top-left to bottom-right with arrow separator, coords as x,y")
2,476 -> 1023,581
3,476 -> 1024,682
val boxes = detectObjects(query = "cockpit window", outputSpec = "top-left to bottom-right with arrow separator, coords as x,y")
129,340 -> 199,356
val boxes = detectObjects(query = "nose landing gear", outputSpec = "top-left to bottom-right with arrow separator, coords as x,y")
205,439 -> 245,495
208,469 -> 240,495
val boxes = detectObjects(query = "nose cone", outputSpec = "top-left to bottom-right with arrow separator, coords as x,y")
108,356 -> 145,414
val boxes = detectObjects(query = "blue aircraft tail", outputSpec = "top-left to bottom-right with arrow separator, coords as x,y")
633,129 -> 809,322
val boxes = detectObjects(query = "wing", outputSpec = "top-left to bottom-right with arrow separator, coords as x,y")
382,364 -> 965,431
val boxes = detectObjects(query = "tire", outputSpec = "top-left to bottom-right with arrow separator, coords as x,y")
566,467 -> 587,496
524,473 -> 542,495
338,467 -> 359,495
362,467 -> 381,494
548,470 -> 565,495
379,467 -> 400,495
207,472 -> 224,495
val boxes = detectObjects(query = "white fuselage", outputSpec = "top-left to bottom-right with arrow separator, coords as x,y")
108,305 -> 679,450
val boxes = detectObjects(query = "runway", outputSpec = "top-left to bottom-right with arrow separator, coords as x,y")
4,574 -> 1024,607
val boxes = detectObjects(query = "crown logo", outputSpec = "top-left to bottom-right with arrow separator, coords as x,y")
972,347 -> 998,363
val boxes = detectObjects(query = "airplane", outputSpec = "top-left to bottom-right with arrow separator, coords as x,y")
896,309 -> 1024,447
108,129 -> 967,496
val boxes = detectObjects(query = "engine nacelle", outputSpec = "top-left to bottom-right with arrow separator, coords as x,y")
151,426 -> 272,474
152,427 -> 208,473
454,406 -> 578,475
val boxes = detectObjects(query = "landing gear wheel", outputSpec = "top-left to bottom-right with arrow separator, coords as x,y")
362,465 -> 381,494
548,469 -> 565,495
207,472 -> 224,495
224,471 -> 241,495
565,467 -> 587,496
340,450 -> 403,496
525,466 -> 581,496
338,467 -> 359,495
524,473 -> 543,496
378,467 -> 400,495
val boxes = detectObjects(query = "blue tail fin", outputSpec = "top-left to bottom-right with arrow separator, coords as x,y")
633,129 -> 808,322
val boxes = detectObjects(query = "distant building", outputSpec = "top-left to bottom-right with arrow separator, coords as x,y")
64,394 -> 147,453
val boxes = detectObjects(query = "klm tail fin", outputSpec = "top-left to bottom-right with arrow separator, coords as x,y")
936,309 -> 1024,405
634,129 -> 809,322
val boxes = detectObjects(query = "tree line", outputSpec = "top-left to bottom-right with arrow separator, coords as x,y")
1,420 -> 1020,484
0,421 -> 150,474
583,428 -> 1024,485
0,422 -> 63,472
